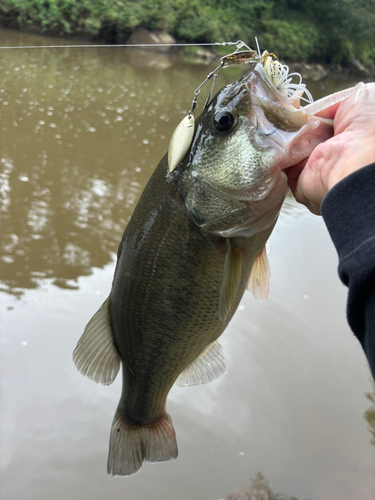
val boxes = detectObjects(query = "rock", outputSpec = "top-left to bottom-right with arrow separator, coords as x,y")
195,48 -> 217,64
349,58 -> 371,77
287,61 -> 330,81
127,28 -> 176,53
222,472 -> 297,500
128,49 -> 173,70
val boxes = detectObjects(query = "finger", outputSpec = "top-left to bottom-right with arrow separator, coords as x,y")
286,158 -> 308,195
315,101 -> 342,120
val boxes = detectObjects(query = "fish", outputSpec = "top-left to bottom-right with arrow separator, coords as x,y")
72,60 -> 334,476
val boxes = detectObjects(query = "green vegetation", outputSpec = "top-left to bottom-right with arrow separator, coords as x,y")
1,0 -> 375,68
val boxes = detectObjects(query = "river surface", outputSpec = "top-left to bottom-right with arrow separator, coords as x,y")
1,28 -> 374,500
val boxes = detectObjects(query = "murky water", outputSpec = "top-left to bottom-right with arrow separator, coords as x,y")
1,28 -> 374,500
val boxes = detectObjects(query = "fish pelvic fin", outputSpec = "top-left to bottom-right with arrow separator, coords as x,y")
73,297 -> 121,386
107,408 -> 178,476
247,246 -> 271,301
219,239 -> 243,325
175,341 -> 227,387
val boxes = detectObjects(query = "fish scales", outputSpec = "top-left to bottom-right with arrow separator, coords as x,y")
110,154 -> 271,423
73,61 -> 334,476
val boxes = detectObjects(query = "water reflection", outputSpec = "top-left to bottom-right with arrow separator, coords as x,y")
0,29 -> 249,295
0,28 -> 360,296
0,149 -> 145,294
0,37 -> 184,293
222,472 -> 307,500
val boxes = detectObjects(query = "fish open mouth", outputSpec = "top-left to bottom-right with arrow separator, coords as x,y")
241,64 -> 334,171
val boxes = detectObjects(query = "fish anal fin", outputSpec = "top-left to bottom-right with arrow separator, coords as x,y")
73,297 -> 121,386
175,341 -> 227,387
107,408 -> 178,476
219,239 -> 243,325
247,246 -> 271,301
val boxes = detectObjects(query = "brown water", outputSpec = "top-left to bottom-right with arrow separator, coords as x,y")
1,28 -> 374,500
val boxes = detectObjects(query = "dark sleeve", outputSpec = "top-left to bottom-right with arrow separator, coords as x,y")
320,163 -> 375,379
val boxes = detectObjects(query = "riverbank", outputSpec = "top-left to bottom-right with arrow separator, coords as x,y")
0,23 -> 372,81
1,0 -> 374,75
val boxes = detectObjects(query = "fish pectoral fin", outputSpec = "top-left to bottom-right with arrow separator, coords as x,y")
247,245 -> 271,301
175,341 -> 227,387
73,297 -> 121,386
218,239 -> 243,325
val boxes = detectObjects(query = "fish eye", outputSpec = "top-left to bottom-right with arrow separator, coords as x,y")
213,110 -> 236,133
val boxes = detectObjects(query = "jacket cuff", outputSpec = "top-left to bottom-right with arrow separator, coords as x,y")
321,163 -> 375,261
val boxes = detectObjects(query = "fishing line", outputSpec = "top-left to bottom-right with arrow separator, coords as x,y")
0,41 -> 240,50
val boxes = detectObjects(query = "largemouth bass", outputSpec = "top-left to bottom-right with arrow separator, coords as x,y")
73,61 -> 333,476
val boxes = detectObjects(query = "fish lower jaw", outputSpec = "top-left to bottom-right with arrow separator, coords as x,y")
204,176 -> 279,203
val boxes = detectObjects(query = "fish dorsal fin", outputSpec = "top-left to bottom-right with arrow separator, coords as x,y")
175,341 -> 227,387
73,297 -> 121,385
219,239 -> 243,325
247,246 -> 271,301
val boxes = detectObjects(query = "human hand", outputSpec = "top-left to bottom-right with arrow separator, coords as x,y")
287,82 -> 375,215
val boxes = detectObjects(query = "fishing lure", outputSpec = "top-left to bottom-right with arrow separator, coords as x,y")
168,40 -> 258,173
261,51 -> 313,104
167,40 -> 315,173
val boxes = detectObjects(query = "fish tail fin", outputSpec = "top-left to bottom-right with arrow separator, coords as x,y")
107,407 -> 178,476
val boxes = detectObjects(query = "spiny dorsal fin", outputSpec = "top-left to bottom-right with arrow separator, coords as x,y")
247,246 -> 271,301
73,297 -> 121,385
168,114 -> 195,172
218,239 -> 243,325
175,341 -> 227,387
